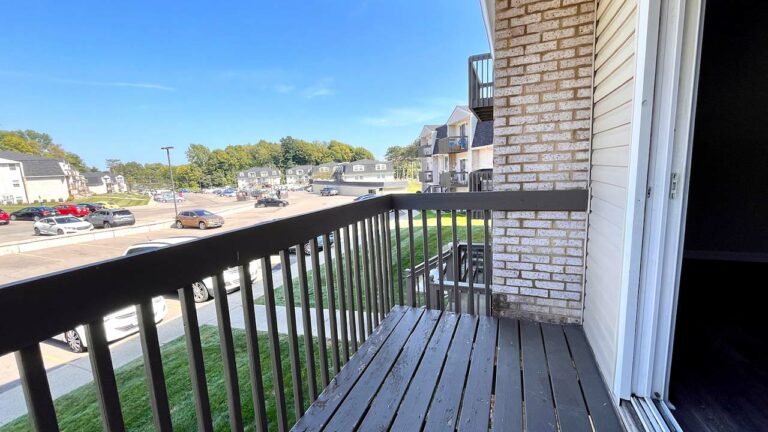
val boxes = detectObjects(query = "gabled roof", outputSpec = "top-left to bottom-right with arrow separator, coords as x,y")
83,172 -> 110,186
0,150 -> 66,177
472,120 -> 494,148
240,166 -> 280,175
419,125 -> 440,138
341,160 -> 393,173
446,106 -> 472,125
286,165 -> 313,174
432,125 -> 448,154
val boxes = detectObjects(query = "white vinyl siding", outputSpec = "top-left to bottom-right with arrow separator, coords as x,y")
584,0 -> 638,387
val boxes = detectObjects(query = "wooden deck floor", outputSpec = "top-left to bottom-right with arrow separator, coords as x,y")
292,306 -> 623,431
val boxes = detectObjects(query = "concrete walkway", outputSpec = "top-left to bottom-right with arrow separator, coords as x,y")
0,252 -> 355,426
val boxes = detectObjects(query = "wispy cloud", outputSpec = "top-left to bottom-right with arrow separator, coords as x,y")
303,79 -> 334,98
274,84 -> 296,93
0,70 -> 174,91
363,107 -> 445,127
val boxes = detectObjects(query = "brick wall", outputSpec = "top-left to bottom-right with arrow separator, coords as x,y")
491,0 -> 595,323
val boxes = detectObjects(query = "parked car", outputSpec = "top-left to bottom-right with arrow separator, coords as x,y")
9,206 -> 57,221
289,233 -> 335,255
320,187 -> 339,196
80,203 -> 104,212
353,193 -> 378,202
54,295 -> 168,353
86,208 -> 136,228
33,216 -> 94,236
221,189 -> 237,197
0,209 -> 9,225
255,197 -> 289,208
54,204 -> 90,217
93,201 -> 118,209
175,209 -> 224,230
123,237 -> 243,303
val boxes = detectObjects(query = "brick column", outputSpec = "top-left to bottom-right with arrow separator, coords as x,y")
491,0 -> 595,323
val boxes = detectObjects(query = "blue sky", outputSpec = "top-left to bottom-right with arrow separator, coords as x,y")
0,1 -> 489,169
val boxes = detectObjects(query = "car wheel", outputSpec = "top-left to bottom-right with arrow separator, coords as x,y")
57,229 -> 64,235
192,282 -> 210,303
104,222 -> 112,229
303,243 -> 312,255
10,214 -> 16,221
33,227 -> 40,236
64,330 -> 86,353
280,203 -> 286,207
175,221 -> 184,229
199,222 -> 206,230
34,216 -> 40,221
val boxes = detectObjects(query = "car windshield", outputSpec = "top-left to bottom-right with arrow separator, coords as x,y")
193,210 -> 214,216
113,210 -> 132,216
54,217 -> 80,224
125,246 -> 160,256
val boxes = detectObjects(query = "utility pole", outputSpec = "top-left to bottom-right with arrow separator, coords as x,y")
161,146 -> 179,220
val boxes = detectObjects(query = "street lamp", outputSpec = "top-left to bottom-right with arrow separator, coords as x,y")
161,146 -> 180,221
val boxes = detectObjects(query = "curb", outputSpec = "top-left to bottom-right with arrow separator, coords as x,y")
0,203 -> 255,257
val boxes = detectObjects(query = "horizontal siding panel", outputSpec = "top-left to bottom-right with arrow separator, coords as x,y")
596,0 -> 628,37
596,11 -> 637,66
588,212 -> 625,247
593,101 -> 633,134
590,195 -> 627,225
591,165 -> 628,188
594,56 -> 635,102
594,80 -> 634,118
592,146 -> 630,167
598,0 -> 636,40
591,181 -> 627,210
595,36 -> 636,87
593,123 -> 632,150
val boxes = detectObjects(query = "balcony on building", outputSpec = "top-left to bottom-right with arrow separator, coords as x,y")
469,53 -> 494,121
418,170 -> 433,183
436,136 -> 468,154
0,190 -> 622,431
439,170 -> 468,188
418,145 -> 433,158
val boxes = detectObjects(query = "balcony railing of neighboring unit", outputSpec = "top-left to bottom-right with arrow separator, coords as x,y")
418,146 -> 433,157
418,171 -> 434,183
440,170 -> 469,187
469,53 -> 494,121
436,136 -> 469,154
0,190 -> 588,431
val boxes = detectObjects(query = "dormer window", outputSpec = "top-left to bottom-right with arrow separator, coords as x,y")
296,169 -> 303,175
352,165 -> 364,172
248,172 -> 256,178
320,167 -> 329,172
375,164 -> 387,171
260,171 -> 268,177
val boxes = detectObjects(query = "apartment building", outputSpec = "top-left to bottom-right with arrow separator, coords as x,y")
284,165 -> 313,185
236,166 -> 281,189
0,156 -> 27,204
0,150 -> 87,203
339,160 -> 394,182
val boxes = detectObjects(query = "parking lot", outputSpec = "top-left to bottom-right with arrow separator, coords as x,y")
0,191 -> 353,396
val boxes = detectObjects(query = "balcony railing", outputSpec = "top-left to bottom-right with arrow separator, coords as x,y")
418,171 -> 433,183
418,146 -> 433,157
0,191 -> 589,431
436,136 -> 468,154
440,170 -> 468,188
469,53 -> 494,121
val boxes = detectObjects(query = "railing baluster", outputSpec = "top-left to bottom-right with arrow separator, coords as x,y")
15,344 -> 59,432
296,244 -> 318,401
261,256 -> 289,432
334,229 -> 350,363
212,273 -> 245,431
361,219 -> 375,333
379,212 -> 391,312
372,215 -> 385,319
237,265 -> 269,432
310,237 -> 330,387
323,234 -> 341,375
394,209 -> 404,306
421,208 -> 431,309
137,298 -> 172,432
279,250 -> 305,420
351,222 -> 368,341
467,210 -> 475,315
451,210 -> 461,314
178,285 -> 214,432
484,210 -> 492,316
436,209 -> 445,311
384,211 -> 395,309
343,225 -> 358,352
85,320 -> 126,432
407,210 -> 417,307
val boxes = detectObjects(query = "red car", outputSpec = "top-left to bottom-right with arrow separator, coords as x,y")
0,209 -> 9,225
54,204 -> 90,217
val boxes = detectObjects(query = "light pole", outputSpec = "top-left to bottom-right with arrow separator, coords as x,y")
161,146 -> 179,221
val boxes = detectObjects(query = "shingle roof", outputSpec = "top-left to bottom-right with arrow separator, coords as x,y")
83,172 -> 109,187
0,150 -> 66,177
432,124 -> 448,153
472,120 -> 494,148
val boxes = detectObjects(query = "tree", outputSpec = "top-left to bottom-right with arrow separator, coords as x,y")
385,139 -> 420,179
0,132 -> 40,154
186,144 -> 212,168
352,147 -> 374,161
327,140 -> 355,162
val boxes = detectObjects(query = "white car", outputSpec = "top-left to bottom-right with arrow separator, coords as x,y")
33,216 -> 93,236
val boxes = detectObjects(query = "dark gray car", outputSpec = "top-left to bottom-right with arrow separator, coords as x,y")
86,208 -> 136,228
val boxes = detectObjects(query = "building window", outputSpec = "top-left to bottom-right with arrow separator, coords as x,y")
375,164 -> 387,171
295,169 -> 303,175
353,165 -> 364,172
355,175 -> 363,180
260,171 -> 267,177
12,180 -> 20,187
9,165 -> 16,171
272,171 -> 277,175
320,167 -> 329,172
246,172 -> 254,177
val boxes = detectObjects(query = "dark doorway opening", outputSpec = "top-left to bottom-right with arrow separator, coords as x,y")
670,1 -> 768,431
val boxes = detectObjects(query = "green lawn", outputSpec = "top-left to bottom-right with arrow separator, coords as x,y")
255,220 -> 486,309
1,326 -> 330,432
1,193 -> 150,213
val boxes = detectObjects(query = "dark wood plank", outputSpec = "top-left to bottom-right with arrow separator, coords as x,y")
563,326 -> 623,432
85,321 -> 126,432
358,309 -> 443,431
323,308 -> 427,431
15,344 -> 59,432
309,238 -> 330,388
390,311 -> 460,430
279,251 -> 304,422
541,324 -> 591,432
296,243 -> 318,401
492,318 -> 522,432
458,315 -> 498,431
423,314 -> 478,431
178,285 -> 214,432
520,320 -> 556,432
137,299 -> 173,432
212,273 -> 245,431
261,256 -> 289,431
291,306 -> 408,432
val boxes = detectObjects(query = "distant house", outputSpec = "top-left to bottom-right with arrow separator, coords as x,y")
339,160 -> 394,182
0,150 -> 84,203
237,166 -> 281,189
311,162 -> 342,181
284,165 -> 313,185
0,156 -> 26,204
83,172 -> 115,194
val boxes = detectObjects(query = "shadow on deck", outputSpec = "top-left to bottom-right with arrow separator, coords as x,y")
292,306 -> 623,431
